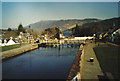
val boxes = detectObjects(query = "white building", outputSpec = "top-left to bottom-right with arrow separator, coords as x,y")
74,37 -> 94,40
6,37 -> 16,46
60,34 -> 65,39
0,37 -> 16,46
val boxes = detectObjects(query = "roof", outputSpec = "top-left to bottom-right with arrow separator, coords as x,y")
6,39 -> 16,45
1,38 -> 16,43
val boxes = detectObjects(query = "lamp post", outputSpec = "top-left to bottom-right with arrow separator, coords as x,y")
93,34 -> 96,44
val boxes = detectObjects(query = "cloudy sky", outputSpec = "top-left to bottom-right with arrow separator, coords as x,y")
1,2 -> 119,29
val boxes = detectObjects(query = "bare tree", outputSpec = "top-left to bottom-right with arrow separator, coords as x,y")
33,27 -> 41,39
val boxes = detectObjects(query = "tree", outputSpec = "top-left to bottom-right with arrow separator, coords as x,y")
29,26 -> 31,29
8,28 -> 12,31
54,27 -> 61,40
18,24 -> 23,32
76,24 -> 78,28
72,24 -> 80,36
33,27 -> 41,39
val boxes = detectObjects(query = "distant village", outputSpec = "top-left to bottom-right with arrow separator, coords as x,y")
0,24 -> 65,46
0,23 -> 120,47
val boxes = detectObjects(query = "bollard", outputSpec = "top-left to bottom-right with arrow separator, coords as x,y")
90,58 -> 94,62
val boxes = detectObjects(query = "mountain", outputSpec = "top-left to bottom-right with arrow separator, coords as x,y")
25,18 -> 100,32
72,17 -> 120,37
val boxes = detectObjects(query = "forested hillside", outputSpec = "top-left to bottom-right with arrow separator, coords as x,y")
72,17 -> 120,36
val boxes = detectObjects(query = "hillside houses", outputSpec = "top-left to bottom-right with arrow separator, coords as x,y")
19,32 -> 34,43
111,29 -> 120,44
95,28 -> 120,45
0,32 -> 35,46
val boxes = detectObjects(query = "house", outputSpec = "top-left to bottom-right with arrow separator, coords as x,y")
0,37 -> 17,46
39,35 -> 45,40
0,39 -> 2,46
74,37 -> 93,40
18,32 -> 34,43
0,39 -> 8,46
28,35 -> 34,43
60,34 -> 65,39
6,37 -> 16,45
111,29 -> 120,42
99,34 -> 103,40
44,34 -> 50,40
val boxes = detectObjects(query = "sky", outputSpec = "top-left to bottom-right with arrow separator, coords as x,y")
1,0 -> 120,2
1,2 -> 119,29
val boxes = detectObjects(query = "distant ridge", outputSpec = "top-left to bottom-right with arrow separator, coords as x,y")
25,18 -> 100,31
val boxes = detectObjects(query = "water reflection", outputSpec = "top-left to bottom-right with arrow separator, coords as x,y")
2,45 -> 79,79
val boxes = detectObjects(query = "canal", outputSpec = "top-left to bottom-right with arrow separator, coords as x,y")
2,45 -> 79,79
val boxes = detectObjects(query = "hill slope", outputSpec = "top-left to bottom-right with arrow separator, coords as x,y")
72,17 -> 120,36
25,18 -> 100,31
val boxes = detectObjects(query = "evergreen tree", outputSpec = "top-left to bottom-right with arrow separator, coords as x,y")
8,28 -> 12,31
29,26 -> 31,29
18,24 -> 23,32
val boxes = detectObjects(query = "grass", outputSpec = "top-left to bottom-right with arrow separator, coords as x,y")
93,44 -> 120,79
1,44 -> 20,52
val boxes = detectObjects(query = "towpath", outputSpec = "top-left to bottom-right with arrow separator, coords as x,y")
2,44 -> 38,60
80,42 -> 104,80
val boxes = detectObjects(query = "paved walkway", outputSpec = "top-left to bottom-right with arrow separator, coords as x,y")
80,42 -> 104,80
2,44 -> 38,60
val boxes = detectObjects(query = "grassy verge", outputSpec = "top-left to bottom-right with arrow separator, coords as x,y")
2,44 -> 20,52
93,44 -> 120,79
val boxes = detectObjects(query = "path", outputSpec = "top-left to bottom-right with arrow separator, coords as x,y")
2,44 -> 38,60
80,42 -> 104,80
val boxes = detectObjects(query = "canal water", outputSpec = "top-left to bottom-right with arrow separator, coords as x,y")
2,45 -> 79,79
